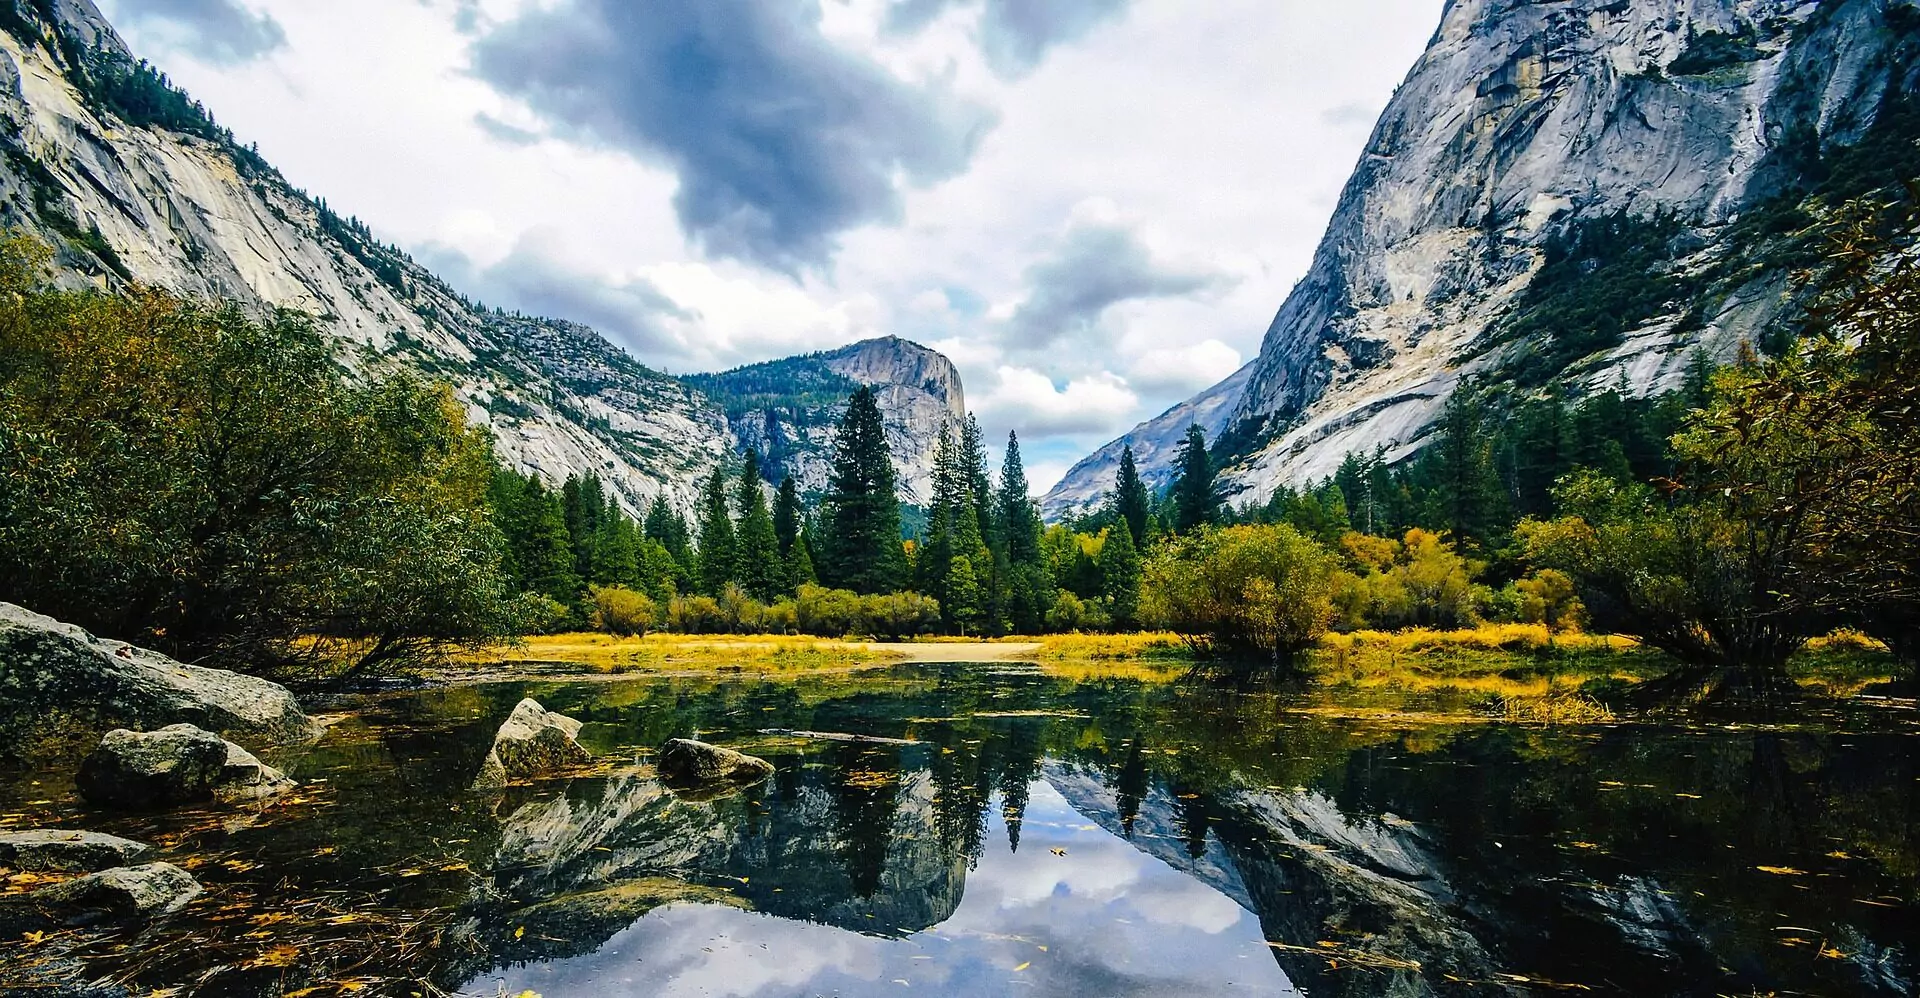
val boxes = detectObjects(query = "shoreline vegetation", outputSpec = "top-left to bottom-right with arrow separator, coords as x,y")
449,625 -> 1900,725
2,190 -> 1915,720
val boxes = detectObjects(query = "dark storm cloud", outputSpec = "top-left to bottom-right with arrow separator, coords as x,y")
112,0 -> 286,64
1005,222 -> 1228,348
470,0 -> 995,274
884,0 -> 1135,78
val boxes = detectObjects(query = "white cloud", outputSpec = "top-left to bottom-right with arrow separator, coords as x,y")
1127,338 -> 1242,395
973,367 -> 1139,437
101,0 -> 1445,490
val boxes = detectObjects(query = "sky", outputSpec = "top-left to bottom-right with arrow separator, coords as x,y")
96,0 -> 1444,493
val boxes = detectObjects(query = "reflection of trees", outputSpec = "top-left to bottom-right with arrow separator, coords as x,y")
1115,739 -> 1148,838
824,743 -> 904,897
998,720 -> 1045,853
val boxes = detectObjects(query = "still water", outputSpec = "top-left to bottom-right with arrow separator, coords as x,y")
3,662 -> 1916,997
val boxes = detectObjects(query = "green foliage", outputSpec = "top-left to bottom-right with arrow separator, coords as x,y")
734,450 -> 784,600
1098,520 -> 1142,630
1168,424 -> 1220,533
696,465 -> 737,597
818,387 -> 906,594
1141,524 -> 1342,665
1110,444 -> 1152,546
1666,27 -> 1760,77
1495,212 -> 1689,385
590,585 -> 658,637
0,234 -> 523,677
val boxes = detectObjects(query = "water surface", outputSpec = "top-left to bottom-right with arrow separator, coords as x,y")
2,662 -> 1915,997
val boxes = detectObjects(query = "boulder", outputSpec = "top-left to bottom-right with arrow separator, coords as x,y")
28,862 -> 201,924
76,725 -> 229,808
473,699 -> 590,790
0,830 -> 155,872
0,602 -> 321,762
214,740 -> 297,803
656,738 -> 774,787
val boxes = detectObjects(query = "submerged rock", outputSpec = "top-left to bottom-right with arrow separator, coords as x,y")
214,740 -> 297,803
473,699 -> 590,790
28,862 -> 202,924
0,830 -> 155,872
0,602 -> 321,762
656,738 -> 774,787
76,725 -> 229,809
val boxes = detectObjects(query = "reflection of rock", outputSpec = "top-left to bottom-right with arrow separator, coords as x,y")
1047,761 -> 1497,997
0,603 -> 320,762
1218,790 -> 1500,996
0,830 -> 155,872
473,699 -> 590,790
214,740 -> 296,803
493,771 -> 728,904
657,738 -> 774,788
28,862 -> 202,925
477,878 -> 746,965
77,726 -> 229,809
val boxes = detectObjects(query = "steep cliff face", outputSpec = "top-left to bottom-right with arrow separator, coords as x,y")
687,336 -> 967,504
0,1 -> 963,514
1047,0 -> 1920,517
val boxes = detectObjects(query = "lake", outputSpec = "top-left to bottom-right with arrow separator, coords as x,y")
2,661 -> 1915,997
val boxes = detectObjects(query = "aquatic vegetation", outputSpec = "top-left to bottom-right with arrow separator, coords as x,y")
483,632 -> 906,674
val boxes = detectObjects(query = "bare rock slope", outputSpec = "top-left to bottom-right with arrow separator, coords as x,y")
1047,0 -> 1920,517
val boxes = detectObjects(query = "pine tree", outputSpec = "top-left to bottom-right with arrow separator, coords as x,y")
1111,445 -> 1151,548
490,472 -> 579,605
1099,519 -> 1142,628
999,432 -> 1050,634
784,527 -> 818,591
773,476 -> 803,555
1421,385 -> 1507,542
819,386 -> 905,594
1168,424 -> 1219,533
734,449 -> 783,600
696,464 -> 737,596
947,555 -> 983,635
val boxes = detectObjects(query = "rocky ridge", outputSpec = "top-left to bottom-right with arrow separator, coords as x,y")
1046,0 -> 1920,517
0,1 -> 961,512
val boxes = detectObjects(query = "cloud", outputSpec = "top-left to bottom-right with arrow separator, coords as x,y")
973,366 -> 1138,437
1004,218 -> 1231,350
1126,338 -> 1241,395
471,111 -> 540,146
470,0 -> 996,273
419,231 -> 695,363
884,0 -> 1136,78
103,0 -> 285,65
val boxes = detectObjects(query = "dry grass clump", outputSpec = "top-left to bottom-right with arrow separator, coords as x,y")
1494,690 -> 1618,724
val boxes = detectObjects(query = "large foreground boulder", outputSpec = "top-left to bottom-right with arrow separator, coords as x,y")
0,830 -> 155,872
657,738 -> 774,787
28,862 -> 201,924
473,699 -> 591,790
215,739 -> 297,803
76,725 -> 229,808
0,603 -> 321,761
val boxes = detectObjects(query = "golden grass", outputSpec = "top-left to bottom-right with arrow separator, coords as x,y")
1037,631 -> 1193,662
1495,690 -> 1618,724
484,633 -> 906,674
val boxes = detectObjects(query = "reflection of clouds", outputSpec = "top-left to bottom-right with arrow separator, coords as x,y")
481,780 -> 1298,997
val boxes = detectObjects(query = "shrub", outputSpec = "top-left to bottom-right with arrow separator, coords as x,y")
590,585 -> 658,637
795,584 -> 865,637
668,595 -> 727,634
1141,524 -> 1341,665
864,592 -> 942,639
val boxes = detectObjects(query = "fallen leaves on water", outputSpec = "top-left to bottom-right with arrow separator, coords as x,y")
1012,962 -> 1031,972
243,945 -> 302,969
1756,865 -> 1808,876
1049,848 -> 1067,857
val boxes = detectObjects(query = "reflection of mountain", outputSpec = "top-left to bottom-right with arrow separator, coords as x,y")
462,747 -> 971,976
1045,760 -> 1500,996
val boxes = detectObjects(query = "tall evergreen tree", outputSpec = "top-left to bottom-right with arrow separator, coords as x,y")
489,471 -> 579,605
696,464 -> 737,596
1168,424 -> 1219,533
734,449 -> 783,600
785,526 -> 818,591
1099,519 -> 1142,629
773,476 -> 803,555
1419,385 -> 1507,542
819,387 -> 905,594
1111,445 -> 1151,548
999,432 -> 1050,634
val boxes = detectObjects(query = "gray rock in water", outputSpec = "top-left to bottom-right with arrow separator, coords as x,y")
473,699 -> 590,790
0,830 -> 156,872
657,738 -> 774,787
214,740 -> 296,803
76,725 -> 229,809
29,862 -> 202,924
0,602 -> 321,762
